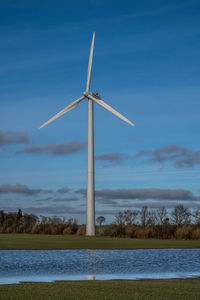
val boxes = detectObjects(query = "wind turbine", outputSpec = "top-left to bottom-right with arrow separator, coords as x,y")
40,32 -> 135,236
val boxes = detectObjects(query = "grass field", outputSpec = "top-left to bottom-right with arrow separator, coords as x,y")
0,279 -> 200,300
1,236 -> 200,299
0,234 -> 200,249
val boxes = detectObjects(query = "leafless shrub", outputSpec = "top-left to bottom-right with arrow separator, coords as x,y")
191,228 -> 200,239
76,225 -> 86,235
176,225 -> 193,239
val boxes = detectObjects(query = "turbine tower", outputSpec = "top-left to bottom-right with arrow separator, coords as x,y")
40,32 -> 135,236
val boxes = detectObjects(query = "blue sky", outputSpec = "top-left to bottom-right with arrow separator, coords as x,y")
0,0 -> 200,223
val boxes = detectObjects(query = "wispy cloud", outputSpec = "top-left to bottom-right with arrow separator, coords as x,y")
0,184 -> 52,195
75,187 -> 200,202
22,206 -> 73,215
0,130 -> 29,147
57,187 -> 70,194
35,196 -> 78,203
176,151 -> 200,168
111,200 -> 200,210
96,188 -> 200,201
136,144 -> 200,168
52,197 -> 79,202
22,206 -> 85,215
96,152 -> 129,165
16,141 -> 86,155
75,189 -> 86,196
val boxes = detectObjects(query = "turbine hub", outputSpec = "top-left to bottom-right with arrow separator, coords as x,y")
83,91 -> 88,97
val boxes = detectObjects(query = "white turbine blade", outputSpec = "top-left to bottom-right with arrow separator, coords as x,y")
86,32 -> 95,92
87,94 -> 135,126
39,95 -> 85,129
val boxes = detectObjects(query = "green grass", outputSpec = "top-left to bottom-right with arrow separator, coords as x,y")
0,279 -> 200,300
0,234 -> 200,249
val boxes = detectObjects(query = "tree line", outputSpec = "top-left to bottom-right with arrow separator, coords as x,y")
0,205 -> 200,239
106,205 -> 200,239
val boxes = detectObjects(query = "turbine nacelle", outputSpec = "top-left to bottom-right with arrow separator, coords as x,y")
92,92 -> 101,99
83,91 -> 101,100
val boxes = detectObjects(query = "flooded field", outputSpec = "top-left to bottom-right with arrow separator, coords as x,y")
1,249 -> 200,284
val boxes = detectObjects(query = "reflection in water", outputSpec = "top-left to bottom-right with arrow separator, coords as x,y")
86,275 -> 95,280
0,249 -> 200,284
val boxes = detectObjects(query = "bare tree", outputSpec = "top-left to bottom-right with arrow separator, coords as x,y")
123,210 -> 138,225
148,209 -> 158,226
23,214 -> 38,228
40,216 -> 48,225
96,216 -> 106,226
114,212 -> 124,225
191,209 -> 200,224
0,210 -> 5,225
157,206 -> 167,225
140,206 -> 149,227
49,216 -> 62,226
171,205 -> 191,226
